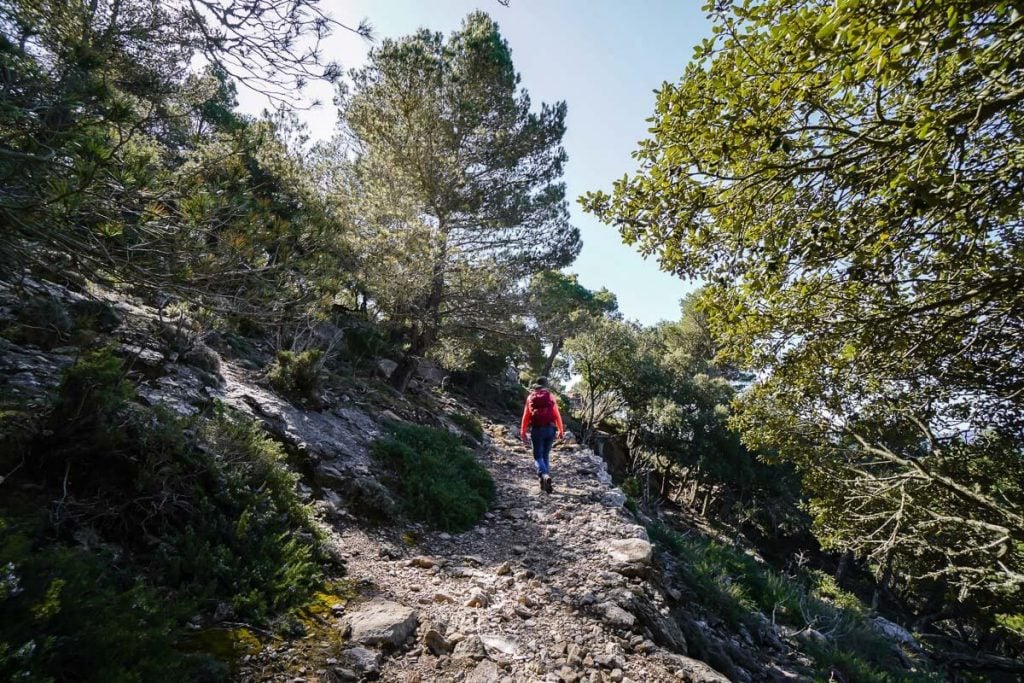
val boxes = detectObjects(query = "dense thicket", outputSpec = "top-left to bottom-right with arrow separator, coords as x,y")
583,0 -> 1024,658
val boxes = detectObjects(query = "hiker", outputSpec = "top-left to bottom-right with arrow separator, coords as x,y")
520,376 -> 564,493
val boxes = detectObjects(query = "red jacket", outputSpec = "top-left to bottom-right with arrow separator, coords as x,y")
520,389 -> 564,438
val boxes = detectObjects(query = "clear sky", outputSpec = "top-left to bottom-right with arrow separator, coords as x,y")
238,0 -> 711,326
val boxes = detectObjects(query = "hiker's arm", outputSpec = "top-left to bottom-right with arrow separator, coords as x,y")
520,400 -> 531,440
553,399 -> 565,438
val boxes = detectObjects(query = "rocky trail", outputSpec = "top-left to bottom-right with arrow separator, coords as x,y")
0,278 -> 809,683
236,419 -> 791,683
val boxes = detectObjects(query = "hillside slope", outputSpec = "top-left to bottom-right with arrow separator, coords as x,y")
0,278 -> 916,682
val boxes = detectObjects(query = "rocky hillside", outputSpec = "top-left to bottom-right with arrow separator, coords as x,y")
0,278 -> 924,682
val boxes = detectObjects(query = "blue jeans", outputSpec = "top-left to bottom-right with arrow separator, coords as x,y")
530,424 -> 557,476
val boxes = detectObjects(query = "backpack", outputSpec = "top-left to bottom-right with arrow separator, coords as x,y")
528,389 -> 556,427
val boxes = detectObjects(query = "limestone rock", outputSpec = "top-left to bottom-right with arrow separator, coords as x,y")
344,599 -> 418,648
422,629 -> 451,656
600,489 -> 627,508
595,602 -> 636,630
466,659 -> 500,683
661,653 -> 732,682
480,634 -> 519,658
377,359 -> 398,378
603,538 -> 653,565
451,635 -> 488,662
340,646 -> 381,679
466,587 -> 491,608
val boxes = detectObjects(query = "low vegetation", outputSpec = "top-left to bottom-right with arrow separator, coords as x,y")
0,349 -> 328,679
267,349 -> 324,404
371,422 -> 495,532
648,523 -> 939,683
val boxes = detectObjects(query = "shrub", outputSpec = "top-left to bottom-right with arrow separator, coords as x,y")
647,523 -> 939,682
0,350 -> 328,679
4,296 -> 73,348
448,412 -> 484,442
343,477 -> 399,521
371,423 -> 495,532
0,516 -> 217,682
183,342 -> 222,376
267,349 -> 323,404
68,299 -> 122,333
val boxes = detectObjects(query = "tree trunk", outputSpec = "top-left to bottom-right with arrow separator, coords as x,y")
834,550 -> 853,584
540,337 -> 564,378
390,226 -> 447,393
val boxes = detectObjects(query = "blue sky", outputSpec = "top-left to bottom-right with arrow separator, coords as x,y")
239,1 -> 711,326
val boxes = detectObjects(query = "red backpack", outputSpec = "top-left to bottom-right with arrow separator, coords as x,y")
528,389 -> 556,427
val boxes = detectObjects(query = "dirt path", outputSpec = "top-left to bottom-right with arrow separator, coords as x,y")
238,420 -> 731,683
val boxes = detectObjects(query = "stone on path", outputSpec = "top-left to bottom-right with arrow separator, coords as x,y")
344,599 -> 418,648
603,538 -> 653,565
595,601 -> 636,630
422,628 -> 451,655
452,634 -> 488,662
466,659 -> 500,683
340,646 -> 381,679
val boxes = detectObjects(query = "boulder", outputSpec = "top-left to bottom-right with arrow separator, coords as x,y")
607,588 -> 688,654
604,538 -> 653,565
422,629 -> 451,656
600,489 -> 627,508
344,599 -> 418,648
465,659 -> 500,683
595,601 -> 636,630
451,634 -> 488,662
661,653 -> 732,683
415,360 -> 447,386
377,359 -> 398,379
340,646 -> 381,679
870,616 -> 920,649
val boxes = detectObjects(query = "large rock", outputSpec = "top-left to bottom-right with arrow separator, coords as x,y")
607,588 -> 688,654
451,634 -> 488,662
604,538 -> 653,565
600,489 -> 627,508
344,599 -> 418,648
465,659 -> 500,683
377,359 -> 398,379
340,646 -> 381,679
220,366 -> 380,465
595,601 -> 636,630
661,653 -> 732,683
415,359 -> 447,386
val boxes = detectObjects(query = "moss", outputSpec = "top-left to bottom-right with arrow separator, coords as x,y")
183,628 -> 262,662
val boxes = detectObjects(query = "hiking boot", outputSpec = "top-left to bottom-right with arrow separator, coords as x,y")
542,475 -> 553,494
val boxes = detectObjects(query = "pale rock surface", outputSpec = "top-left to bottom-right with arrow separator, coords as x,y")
344,599 -> 419,648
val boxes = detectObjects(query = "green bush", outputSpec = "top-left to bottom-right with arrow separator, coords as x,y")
267,349 -> 323,403
647,523 -> 939,682
4,296 -> 73,349
0,516 -> 218,682
1,350 -> 328,679
448,412 -> 484,442
371,423 -> 495,532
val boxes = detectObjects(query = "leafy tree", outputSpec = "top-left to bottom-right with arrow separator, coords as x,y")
338,11 -> 581,392
582,0 -> 1024,640
563,317 -> 640,443
527,270 -> 617,378
0,0 -> 352,299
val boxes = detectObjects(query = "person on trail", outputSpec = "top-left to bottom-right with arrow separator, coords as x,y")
519,376 -> 564,493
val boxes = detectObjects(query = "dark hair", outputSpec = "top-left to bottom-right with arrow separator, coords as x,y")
534,376 -> 548,388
